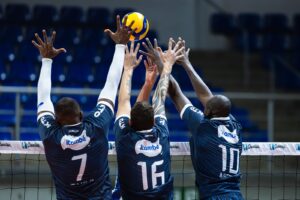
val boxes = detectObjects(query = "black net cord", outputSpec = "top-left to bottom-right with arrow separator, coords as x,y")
37,153 -> 41,200
10,153 -> 13,200
258,155 -> 261,200
271,156 -> 273,200
296,157 -> 299,199
245,155 -> 248,199
23,154 -> 27,200
283,155 -> 286,199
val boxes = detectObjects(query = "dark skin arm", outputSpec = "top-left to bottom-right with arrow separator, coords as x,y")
176,38 -> 213,107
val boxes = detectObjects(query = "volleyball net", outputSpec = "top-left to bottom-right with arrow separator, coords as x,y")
0,141 -> 300,200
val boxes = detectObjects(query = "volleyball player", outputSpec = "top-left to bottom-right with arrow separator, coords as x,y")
141,38 -> 244,200
113,39 -> 183,199
33,15 -> 134,200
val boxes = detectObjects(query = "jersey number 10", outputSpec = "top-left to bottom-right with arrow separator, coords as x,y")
137,160 -> 165,190
219,145 -> 240,174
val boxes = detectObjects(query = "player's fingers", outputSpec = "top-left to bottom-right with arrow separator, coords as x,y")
104,29 -> 113,37
186,48 -> 190,56
173,41 -> 182,52
32,40 -> 41,49
154,38 -> 158,49
175,47 -> 185,56
142,42 -> 151,52
51,31 -> 56,44
139,50 -> 151,57
145,38 -> 154,49
42,29 -> 48,45
116,15 -> 121,31
134,43 -> 140,54
127,20 -> 135,30
130,40 -> 135,53
144,59 -> 149,69
129,28 -> 137,37
168,38 -> 173,50
35,33 -> 44,46
176,55 -> 184,60
125,45 -> 129,54
57,48 -> 67,53
136,55 -> 143,66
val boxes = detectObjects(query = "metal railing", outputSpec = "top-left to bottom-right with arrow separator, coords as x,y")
1,86 -> 300,141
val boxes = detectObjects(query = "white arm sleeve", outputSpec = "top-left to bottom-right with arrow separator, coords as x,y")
98,44 -> 125,107
37,58 -> 55,120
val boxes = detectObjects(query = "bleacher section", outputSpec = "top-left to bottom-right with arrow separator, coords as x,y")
0,4 -> 274,142
210,12 -> 300,89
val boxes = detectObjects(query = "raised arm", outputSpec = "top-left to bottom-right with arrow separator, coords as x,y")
32,30 -> 66,119
136,58 -> 158,102
176,38 -> 213,107
116,41 -> 142,118
152,39 -> 184,117
98,15 -> 135,112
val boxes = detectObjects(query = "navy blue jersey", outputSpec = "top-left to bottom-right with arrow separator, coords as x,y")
113,115 -> 173,200
38,103 -> 113,200
181,105 -> 243,200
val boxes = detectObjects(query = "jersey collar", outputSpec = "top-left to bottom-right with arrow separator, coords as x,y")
210,116 -> 230,120
63,122 -> 82,127
138,128 -> 153,133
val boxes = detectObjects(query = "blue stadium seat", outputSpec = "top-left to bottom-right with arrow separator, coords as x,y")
0,43 -> 15,64
18,42 -> 40,62
86,7 -> 111,28
21,94 -> 36,110
235,13 -> 262,51
0,25 -> 23,44
73,46 -> 99,64
169,131 -> 189,141
59,6 -> 83,25
0,93 -> 15,109
8,61 -> 37,84
0,114 -> 15,126
66,63 -> 94,85
21,115 -> 36,127
0,60 -> 7,82
51,64 -> 66,85
5,4 -> 29,24
55,27 -> 79,47
32,5 -> 57,25
20,132 -> 40,141
81,28 -> 107,48
263,14 -> 289,33
81,95 -> 98,111
262,33 -> 289,52
0,131 -> 12,140
168,118 -> 188,131
210,13 -> 237,35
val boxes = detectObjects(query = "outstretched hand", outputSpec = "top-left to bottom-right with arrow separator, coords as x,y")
175,37 -> 191,66
104,15 -> 136,45
32,30 -> 66,59
139,38 -> 164,72
124,41 -> 143,71
144,57 -> 158,85
159,38 -> 184,74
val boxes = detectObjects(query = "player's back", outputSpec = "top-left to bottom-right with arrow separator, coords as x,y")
114,116 -> 173,200
181,106 -> 243,199
38,104 -> 113,200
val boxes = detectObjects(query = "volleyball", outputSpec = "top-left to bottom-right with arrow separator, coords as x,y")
122,12 -> 149,41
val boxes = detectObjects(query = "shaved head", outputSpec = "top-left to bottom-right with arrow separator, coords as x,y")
204,95 -> 231,118
55,97 -> 82,125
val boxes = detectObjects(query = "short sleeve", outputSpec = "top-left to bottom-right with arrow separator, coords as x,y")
37,114 -> 59,140
154,115 -> 169,136
113,115 -> 131,139
180,104 -> 204,133
84,103 -> 114,131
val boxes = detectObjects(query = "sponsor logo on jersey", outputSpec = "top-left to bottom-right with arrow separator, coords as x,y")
21,142 -> 40,149
61,130 -> 90,151
296,144 -> 300,151
218,125 -> 239,144
269,144 -> 285,150
135,138 -> 162,157
242,144 -> 260,151
41,116 -> 51,128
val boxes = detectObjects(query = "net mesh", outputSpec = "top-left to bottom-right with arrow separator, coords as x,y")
0,141 -> 300,200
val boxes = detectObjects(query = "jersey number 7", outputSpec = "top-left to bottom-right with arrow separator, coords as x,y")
72,153 -> 87,181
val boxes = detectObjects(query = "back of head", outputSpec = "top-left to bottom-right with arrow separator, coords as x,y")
205,95 -> 231,118
130,101 -> 154,131
55,97 -> 82,125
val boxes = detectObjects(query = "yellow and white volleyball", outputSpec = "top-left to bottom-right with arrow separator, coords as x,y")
122,12 -> 149,41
